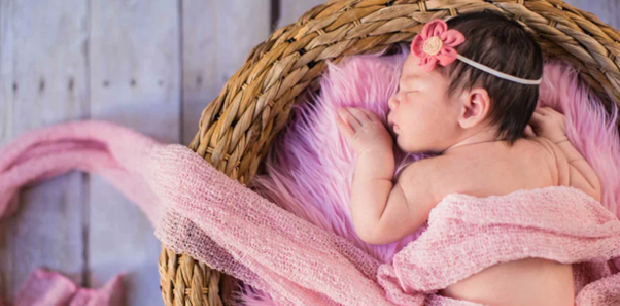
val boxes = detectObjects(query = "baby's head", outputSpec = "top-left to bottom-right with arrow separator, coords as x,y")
387,10 -> 543,153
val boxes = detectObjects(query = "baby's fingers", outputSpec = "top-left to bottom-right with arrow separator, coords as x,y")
528,112 -> 543,129
535,107 -> 547,115
529,111 -> 543,123
538,107 -> 563,117
537,107 -> 565,125
346,107 -> 371,124
359,108 -> 380,121
523,124 -> 536,138
338,108 -> 361,129
336,111 -> 355,139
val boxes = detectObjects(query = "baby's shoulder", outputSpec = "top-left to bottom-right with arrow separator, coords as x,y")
521,137 -> 567,165
524,137 -> 570,186
399,154 -> 466,183
398,157 -> 441,180
526,136 -> 562,153
397,158 -> 446,201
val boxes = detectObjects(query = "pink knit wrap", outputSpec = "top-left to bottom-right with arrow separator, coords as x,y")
1,120 -> 619,305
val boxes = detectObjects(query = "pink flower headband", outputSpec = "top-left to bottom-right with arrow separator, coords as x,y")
411,20 -> 542,85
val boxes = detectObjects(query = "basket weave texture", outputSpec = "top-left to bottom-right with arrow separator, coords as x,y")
158,1 -> 620,305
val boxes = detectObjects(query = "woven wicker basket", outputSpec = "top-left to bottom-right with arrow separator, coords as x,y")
158,0 -> 620,305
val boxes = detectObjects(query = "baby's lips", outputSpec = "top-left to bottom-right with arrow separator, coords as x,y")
387,118 -> 396,128
386,119 -> 399,135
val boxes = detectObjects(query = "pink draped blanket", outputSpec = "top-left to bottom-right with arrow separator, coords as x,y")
1,120 -> 620,306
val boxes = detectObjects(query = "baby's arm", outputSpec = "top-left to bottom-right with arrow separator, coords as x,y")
529,107 -> 601,202
555,138 -> 601,201
336,107 -> 430,244
348,145 -> 397,242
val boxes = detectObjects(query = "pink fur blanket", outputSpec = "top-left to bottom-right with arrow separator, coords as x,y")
1,54 -> 620,305
237,53 -> 620,304
0,124 -> 619,306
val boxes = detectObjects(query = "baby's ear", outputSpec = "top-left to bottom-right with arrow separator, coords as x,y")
457,88 -> 491,129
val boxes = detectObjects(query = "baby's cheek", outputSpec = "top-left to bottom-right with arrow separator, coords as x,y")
399,126 -> 422,148
412,116 -> 434,133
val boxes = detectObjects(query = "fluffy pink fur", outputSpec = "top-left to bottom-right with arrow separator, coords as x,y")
233,52 -> 620,305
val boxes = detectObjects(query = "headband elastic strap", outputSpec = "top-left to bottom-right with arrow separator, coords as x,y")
456,55 -> 542,85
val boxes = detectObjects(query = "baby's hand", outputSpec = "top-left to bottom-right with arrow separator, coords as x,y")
336,107 -> 393,155
528,107 -> 567,143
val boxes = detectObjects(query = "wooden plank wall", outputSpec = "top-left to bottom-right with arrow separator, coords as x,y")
565,0 -> 619,29
0,1 -> 618,305
88,1 -> 180,305
182,0 -> 271,145
0,0 -> 89,300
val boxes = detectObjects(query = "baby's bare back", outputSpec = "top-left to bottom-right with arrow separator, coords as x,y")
427,137 -> 569,199
422,138 -> 575,306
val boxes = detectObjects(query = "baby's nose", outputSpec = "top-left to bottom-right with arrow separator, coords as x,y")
388,96 -> 398,109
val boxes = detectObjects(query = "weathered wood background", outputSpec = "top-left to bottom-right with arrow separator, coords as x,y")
0,0 -> 618,305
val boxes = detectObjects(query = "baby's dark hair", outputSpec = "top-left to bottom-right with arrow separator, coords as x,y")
441,10 -> 544,144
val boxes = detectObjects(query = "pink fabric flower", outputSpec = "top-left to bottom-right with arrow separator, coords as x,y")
411,19 -> 465,72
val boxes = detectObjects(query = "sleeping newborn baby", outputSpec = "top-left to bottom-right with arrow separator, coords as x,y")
335,11 -> 601,306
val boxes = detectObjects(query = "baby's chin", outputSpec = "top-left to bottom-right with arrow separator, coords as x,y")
396,137 -> 441,155
395,138 -> 424,154
393,129 -> 436,153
